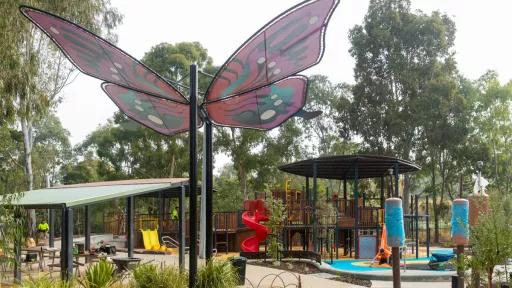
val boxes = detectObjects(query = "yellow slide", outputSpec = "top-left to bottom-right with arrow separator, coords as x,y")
140,229 -> 174,253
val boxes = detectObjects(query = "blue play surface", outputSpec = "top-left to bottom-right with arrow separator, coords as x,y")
325,249 -> 453,272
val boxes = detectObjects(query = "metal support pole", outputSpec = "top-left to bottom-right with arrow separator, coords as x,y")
415,195 -> 419,259
456,245 -> 464,288
392,246 -> 401,288
127,197 -> 134,258
62,207 -> 73,280
354,162 -> 359,259
313,162 -> 318,253
49,209 -> 55,248
380,176 -> 385,208
85,205 -> 91,252
188,64 -> 198,288
343,179 -> 347,212
426,195 -> 430,257
179,185 -> 185,271
394,163 -> 399,198
205,121 -> 214,260
306,177 -> 310,206
158,191 -> 164,236
13,209 -> 21,282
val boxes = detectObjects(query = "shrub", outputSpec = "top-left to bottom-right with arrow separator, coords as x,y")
130,263 -> 187,288
79,259 -> 117,288
196,259 -> 237,288
19,276 -> 75,288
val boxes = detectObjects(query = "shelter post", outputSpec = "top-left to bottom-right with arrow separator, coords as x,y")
85,205 -> 91,253
126,197 -> 134,258
343,179 -> 347,212
415,195 -> 419,259
61,207 -> 73,280
312,162 -> 318,253
380,176 -> 385,208
205,121 -> 213,260
49,208 -> 55,248
354,161 -> 359,259
158,191 -> 164,237
188,64 -> 198,288
179,185 -> 185,271
426,195 -> 430,257
13,209 -> 22,282
394,163 -> 399,198
306,177 -> 310,206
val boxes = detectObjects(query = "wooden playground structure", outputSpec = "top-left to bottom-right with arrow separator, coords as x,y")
100,155 -> 430,260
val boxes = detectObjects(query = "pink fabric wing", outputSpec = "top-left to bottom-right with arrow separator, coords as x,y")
20,6 -> 187,104
102,83 -> 194,136
205,0 -> 339,102
205,76 -> 307,130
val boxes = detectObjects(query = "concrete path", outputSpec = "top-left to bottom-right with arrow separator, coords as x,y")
372,281 -> 451,288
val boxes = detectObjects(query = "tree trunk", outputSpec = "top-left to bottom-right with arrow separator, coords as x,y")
487,266 -> 494,288
21,116 -> 36,237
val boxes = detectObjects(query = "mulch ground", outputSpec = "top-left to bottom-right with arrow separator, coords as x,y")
250,260 -> 372,287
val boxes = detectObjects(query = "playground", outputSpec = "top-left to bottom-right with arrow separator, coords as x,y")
3,0 -> 512,287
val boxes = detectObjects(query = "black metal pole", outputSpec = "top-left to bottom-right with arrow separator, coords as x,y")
306,177 -> 310,206
380,176 -> 385,209
415,195 -> 419,259
60,207 -> 66,280
179,185 -> 185,271
85,205 -> 91,253
188,64 -> 198,288
343,179 -> 347,213
158,191 -> 164,237
426,195 -> 430,257
313,162 -> 318,253
127,197 -> 134,258
354,162 -> 359,259
392,246 -> 401,288
62,207 -> 73,280
394,163 -> 399,198
49,208 -> 55,248
205,121 -> 213,260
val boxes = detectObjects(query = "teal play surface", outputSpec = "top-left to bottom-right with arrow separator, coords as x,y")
325,249 -> 453,272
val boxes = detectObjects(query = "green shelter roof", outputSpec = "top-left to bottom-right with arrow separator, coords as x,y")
11,178 -> 189,209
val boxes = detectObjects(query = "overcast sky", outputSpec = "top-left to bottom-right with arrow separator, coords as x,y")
56,0 -> 512,150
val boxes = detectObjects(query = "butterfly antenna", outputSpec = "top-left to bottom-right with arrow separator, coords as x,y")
198,70 -> 215,79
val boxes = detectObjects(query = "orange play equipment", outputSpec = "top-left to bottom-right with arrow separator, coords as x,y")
241,199 -> 269,252
372,224 -> 391,265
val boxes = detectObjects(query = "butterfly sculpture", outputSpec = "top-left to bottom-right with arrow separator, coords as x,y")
20,0 -> 339,135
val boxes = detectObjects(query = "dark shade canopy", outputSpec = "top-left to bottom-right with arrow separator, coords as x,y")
278,155 -> 420,180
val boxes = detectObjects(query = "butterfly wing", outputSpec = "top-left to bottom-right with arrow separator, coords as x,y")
204,76 -> 307,130
205,0 -> 339,103
102,83 -> 195,136
20,6 -> 187,104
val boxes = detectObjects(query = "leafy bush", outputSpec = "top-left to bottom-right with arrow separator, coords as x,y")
265,198 -> 287,263
130,263 -> 187,288
79,259 -> 117,288
19,276 -> 75,288
196,259 -> 237,288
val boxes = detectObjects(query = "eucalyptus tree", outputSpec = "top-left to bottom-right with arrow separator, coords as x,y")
0,0 -> 122,235
347,0 -> 458,211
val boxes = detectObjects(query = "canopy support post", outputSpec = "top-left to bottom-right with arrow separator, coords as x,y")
179,185 -> 185,271
205,121 -> 214,260
127,197 -> 134,258
85,205 -> 91,253
188,64 -> 198,288
354,161 -> 359,259
313,162 -> 318,253
49,209 -> 55,248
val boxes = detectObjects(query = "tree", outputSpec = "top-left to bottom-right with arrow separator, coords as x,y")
469,190 -> 512,288
347,0 -> 458,213
0,0 -> 122,236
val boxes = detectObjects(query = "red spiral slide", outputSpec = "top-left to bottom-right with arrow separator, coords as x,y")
241,200 -> 269,252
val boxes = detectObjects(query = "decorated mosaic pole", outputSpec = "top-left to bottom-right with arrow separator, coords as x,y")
385,198 -> 405,288
452,199 -> 469,288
